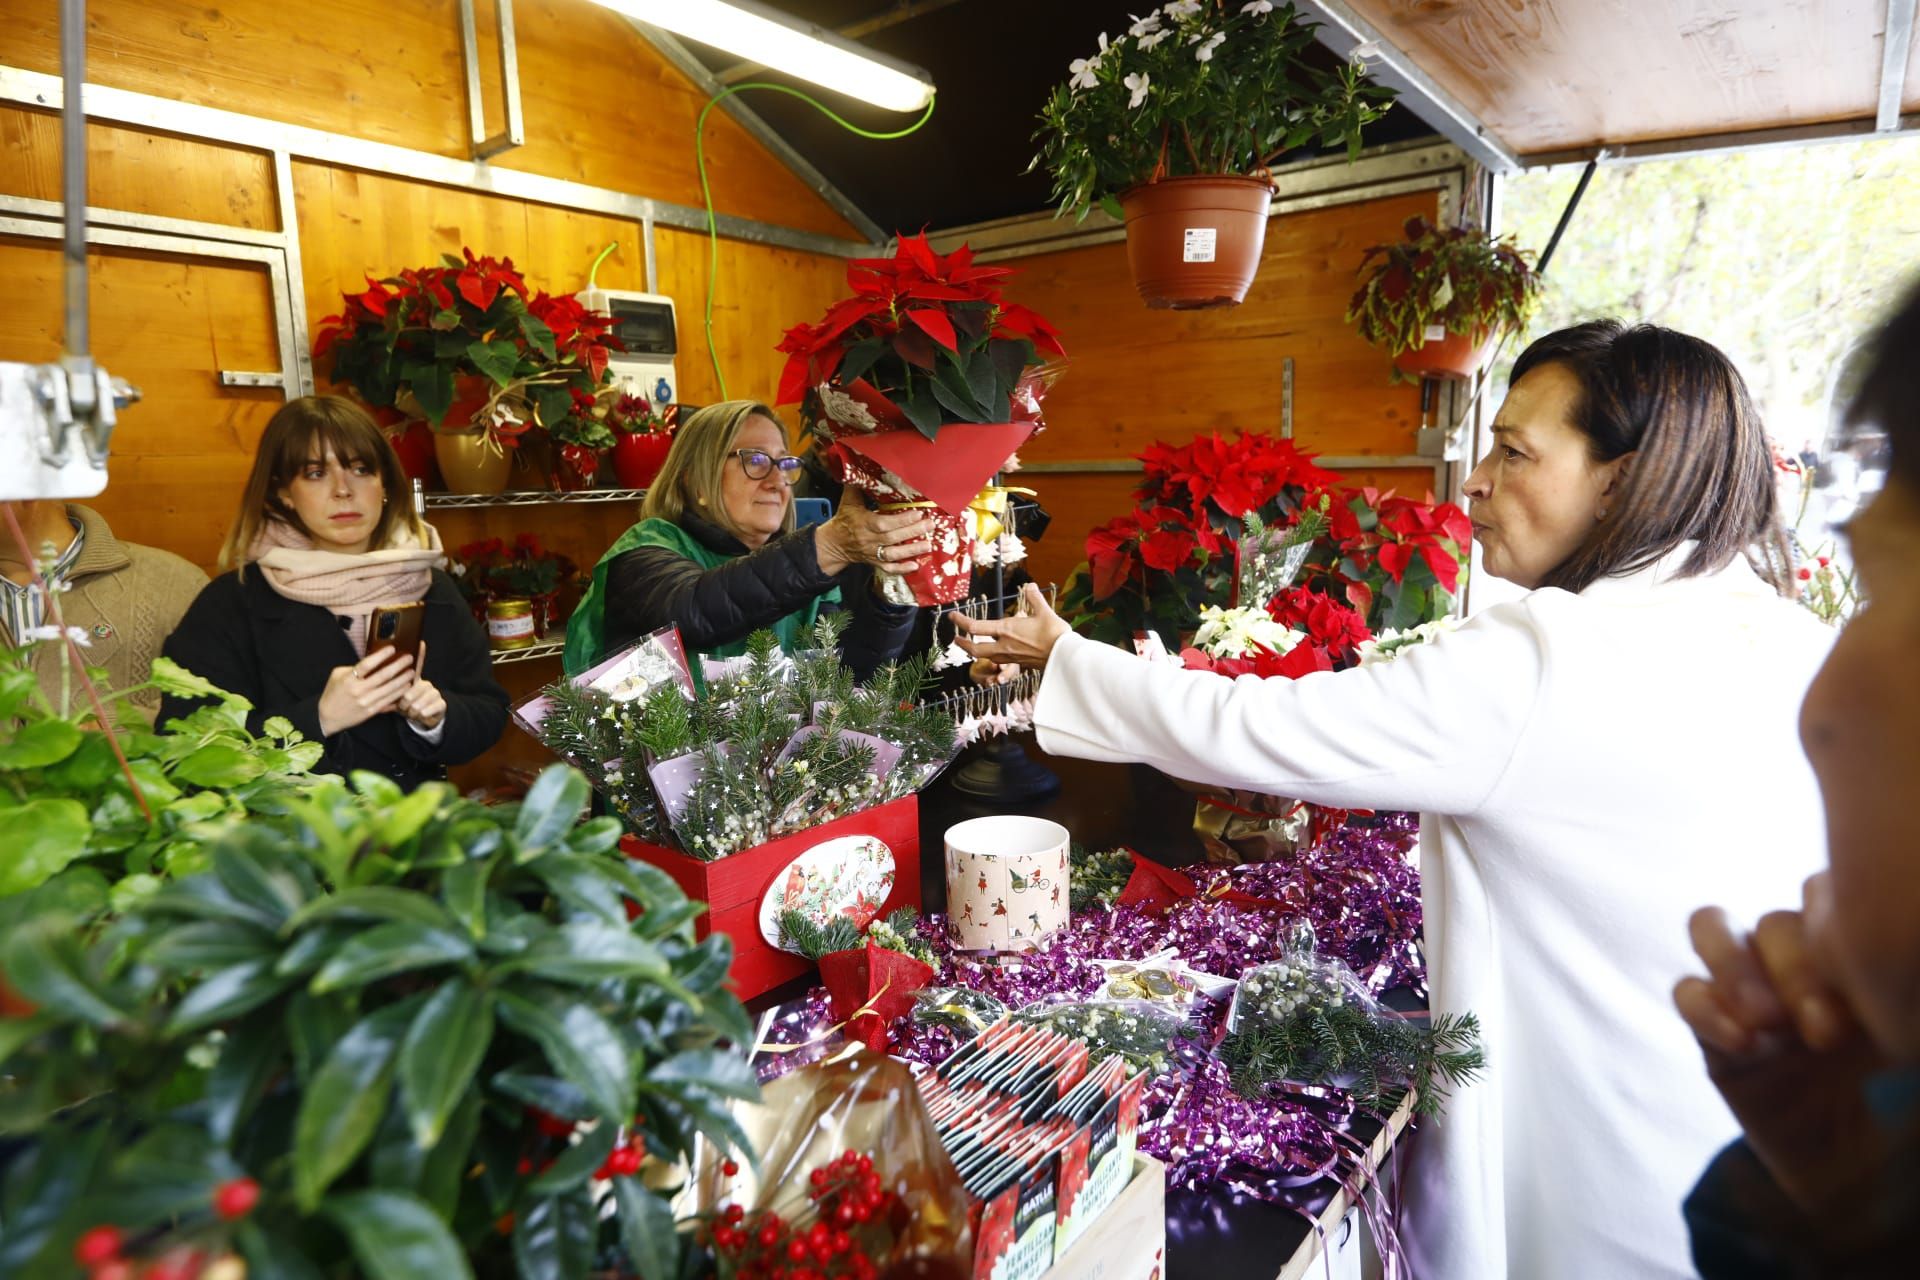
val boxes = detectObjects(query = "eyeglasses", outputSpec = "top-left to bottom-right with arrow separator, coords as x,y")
1810,416 -> 1891,539
731,448 -> 805,484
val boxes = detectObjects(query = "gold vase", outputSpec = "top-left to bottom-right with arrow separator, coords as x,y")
433,430 -> 511,495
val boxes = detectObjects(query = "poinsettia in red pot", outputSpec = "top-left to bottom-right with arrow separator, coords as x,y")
607,394 -> 677,490
776,233 -> 1066,606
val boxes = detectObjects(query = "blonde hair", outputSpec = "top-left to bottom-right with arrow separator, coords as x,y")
221,395 -> 428,570
640,400 -> 796,540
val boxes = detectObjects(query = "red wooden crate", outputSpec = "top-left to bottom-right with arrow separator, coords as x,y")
620,795 -> 922,1001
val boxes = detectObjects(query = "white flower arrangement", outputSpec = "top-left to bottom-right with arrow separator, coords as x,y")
1354,616 -> 1460,667
1191,604 -> 1304,659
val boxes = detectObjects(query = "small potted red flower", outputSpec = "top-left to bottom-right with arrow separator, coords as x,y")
776,233 -> 1067,606
606,393 -> 677,490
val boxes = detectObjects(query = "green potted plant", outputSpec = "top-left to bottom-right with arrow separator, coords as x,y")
313,250 -> 623,495
0,758 -> 754,1280
1033,1 -> 1393,309
607,395 -> 676,491
1346,215 -> 1544,382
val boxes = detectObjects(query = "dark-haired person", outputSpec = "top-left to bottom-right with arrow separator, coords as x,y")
1676,281 -> 1920,1276
953,322 -> 1832,1280
161,396 -> 508,788
564,400 -> 929,679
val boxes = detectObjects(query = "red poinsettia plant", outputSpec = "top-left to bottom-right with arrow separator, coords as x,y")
776,232 -> 1064,439
1061,429 -> 1470,647
775,233 -> 1068,606
314,248 -> 623,448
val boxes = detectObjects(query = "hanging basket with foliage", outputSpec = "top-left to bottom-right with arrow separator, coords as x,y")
1347,216 -> 1544,382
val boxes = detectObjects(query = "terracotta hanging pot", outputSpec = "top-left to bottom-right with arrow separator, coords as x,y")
434,430 -> 512,495
1393,328 -> 1496,382
612,430 -> 674,490
1117,174 -> 1274,310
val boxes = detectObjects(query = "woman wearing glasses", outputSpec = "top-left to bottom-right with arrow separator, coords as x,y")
564,400 -> 930,678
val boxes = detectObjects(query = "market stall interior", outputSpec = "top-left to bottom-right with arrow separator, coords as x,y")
0,0 -> 1913,1278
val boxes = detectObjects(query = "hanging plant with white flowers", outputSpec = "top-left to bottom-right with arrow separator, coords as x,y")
1033,0 -> 1396,221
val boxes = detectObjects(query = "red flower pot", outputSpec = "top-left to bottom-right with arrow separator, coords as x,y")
613,430 -> 673,490
1393,329 -> 1495,382
554,444 -> 607,492
383,418 -> 439,488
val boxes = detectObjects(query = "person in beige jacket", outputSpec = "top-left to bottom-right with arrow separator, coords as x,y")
1,502 -> 207,723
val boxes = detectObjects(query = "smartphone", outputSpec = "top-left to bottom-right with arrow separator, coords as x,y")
367,602 -> 425,664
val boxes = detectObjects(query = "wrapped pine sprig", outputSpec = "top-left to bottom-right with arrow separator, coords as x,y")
1221,959 -> 1485,1118
768,727 -> 881,834
1015,1000 -> 1187,1075
1069,846 -> 1136,913
531,681 -> 667,840
674,743 -> 773,861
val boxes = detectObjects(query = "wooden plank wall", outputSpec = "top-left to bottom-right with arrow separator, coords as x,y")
0,0 -> 863,575
993,189 -> 1442,591
0,0 -> 866,789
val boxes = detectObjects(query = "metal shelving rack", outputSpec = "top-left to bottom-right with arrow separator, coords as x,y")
491,635 -> 565,666
421,486 -> 647,510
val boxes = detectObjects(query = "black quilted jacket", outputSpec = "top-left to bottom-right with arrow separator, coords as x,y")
601,512 -> 917,680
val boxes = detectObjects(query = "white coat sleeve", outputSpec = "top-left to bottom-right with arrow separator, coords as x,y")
1033,605 -> 1548,816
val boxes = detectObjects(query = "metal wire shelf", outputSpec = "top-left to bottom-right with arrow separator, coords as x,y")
421,487 -> 647,509
490,636 -> 566,666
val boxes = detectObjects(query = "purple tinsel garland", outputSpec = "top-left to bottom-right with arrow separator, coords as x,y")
756,813 -> 1425,1196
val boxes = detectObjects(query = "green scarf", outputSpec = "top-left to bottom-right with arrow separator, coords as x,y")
563,516 -> 836,678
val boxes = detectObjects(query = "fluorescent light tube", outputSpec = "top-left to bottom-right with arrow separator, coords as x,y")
599,0 -> 936,113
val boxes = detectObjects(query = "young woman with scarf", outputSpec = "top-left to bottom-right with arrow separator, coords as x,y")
161,396 -> 509,789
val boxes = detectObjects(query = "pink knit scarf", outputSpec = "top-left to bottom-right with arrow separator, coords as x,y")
248,518 -> 445,658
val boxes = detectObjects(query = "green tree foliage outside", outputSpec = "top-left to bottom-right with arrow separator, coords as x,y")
1496,135 -> 1920,452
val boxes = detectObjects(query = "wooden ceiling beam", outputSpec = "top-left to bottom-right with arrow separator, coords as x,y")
1295,0 -> 1521,174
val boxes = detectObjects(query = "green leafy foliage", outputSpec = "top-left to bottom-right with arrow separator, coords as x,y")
0,645 -> 328,906
1347,216 -> 1544,370
1032,3 -> 1394,221
0,762 -> 755,1279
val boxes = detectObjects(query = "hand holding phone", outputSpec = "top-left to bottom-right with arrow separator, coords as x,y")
367,602 -> 425,663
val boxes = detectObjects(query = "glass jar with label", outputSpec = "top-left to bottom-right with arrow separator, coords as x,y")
486,597 -> 537,650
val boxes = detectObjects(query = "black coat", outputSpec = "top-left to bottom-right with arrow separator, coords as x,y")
159,568 -> 510,790
601,512 -> 917,681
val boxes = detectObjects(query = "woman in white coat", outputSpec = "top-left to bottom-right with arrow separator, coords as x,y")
954,321 -> 1833,1280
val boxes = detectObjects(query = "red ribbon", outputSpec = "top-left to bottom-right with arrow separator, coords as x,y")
1115,850 -> 1296,915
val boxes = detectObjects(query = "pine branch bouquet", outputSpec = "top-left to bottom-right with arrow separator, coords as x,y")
528,621 -> 957,862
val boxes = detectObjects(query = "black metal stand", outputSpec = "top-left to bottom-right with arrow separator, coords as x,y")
946,478 -> 1059,805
